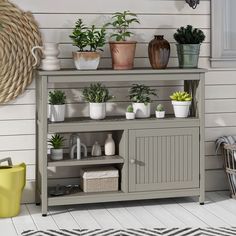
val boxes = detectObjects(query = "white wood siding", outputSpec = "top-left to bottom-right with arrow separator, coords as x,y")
1,0 -> 231,203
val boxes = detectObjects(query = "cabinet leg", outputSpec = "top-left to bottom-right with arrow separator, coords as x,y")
42,214 -> 47,217
199,194 -> 205,205
200,202 -> 204,205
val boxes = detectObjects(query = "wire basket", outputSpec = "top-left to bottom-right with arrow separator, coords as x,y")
222,144 -> 236,198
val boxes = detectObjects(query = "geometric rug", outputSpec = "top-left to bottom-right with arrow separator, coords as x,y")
21,227 -> 236,236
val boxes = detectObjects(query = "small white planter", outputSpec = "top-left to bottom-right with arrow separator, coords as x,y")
49,104 -> 65,122
73,52 -> 101,70
133,103 -> 151,118
51,149 -> 63,161
172,101 -> 191,118
126,112 -> 135,120
156,111 -> 165,119
89,103 -> 106,120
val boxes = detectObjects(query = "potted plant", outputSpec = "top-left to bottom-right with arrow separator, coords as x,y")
108,11 -> 140,70
48,134 -> 65,161
155,104 -> 165,118
49,90 -> 66,122
129,84 -> 157,118
170,91 -> 192,118
82,83 -> 114,119
69,19 -> 106,70
174,25 -> 205,68
125,105 -> 135,120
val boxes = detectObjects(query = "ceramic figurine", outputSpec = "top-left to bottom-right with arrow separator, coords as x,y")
104,133 -> 115,156
91,141 -> 102,156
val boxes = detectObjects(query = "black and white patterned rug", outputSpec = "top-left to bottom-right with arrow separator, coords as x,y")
21,228 -> 236,236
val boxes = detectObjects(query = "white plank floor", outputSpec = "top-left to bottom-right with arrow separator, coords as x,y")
2,191 -> 236,236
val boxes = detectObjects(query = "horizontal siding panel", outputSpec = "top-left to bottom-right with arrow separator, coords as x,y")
205,127 -> 236,142
205,170 -> 228,191
205,155 -> 224,170
206,85 -> 236,99
4,90 -> 35,105
205,141 -> 219,156
205,99 -> 236,113
206,113 -> 236,127
206,71 -> 236,85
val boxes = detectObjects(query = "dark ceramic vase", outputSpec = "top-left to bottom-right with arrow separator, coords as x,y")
148,35 -> 170,69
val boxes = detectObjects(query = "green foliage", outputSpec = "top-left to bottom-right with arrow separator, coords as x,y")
70,19 -> 106,52
174,25 -> 205,44
170,91 -> 192,101
82,83 -> 114,103
126,105 -> 134,113
108,11 -> 140,41
48,134 -> 65,149
156,104 -> 164,112
49,90 -> 66,105
129,84 -> 157,105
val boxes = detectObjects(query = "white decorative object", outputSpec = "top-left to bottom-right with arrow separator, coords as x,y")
91,141 -> 102,156
126,112 -> 135,120
51,149 -> 63,161
105,133 -> 115,156
172,101 -> 191,118
70,142 -> 87,159
73,52 -> 101,70
32,42 -> 61,71
49,104 -> 65,122
77,137 -> 81,160
155,111 -> 165,119
89,103 -> 106,120
133,103 -> 151,118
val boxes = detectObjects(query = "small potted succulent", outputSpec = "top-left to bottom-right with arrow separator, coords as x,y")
82,83 -> 114,119
170,91 -> 192,118
108,11 -> 140,70
49,90 -> 66,122
174,25 -> 205,68
70,19 -> 106,70
125,105 -> 135,120
155,104 -> 165,118
129,84 -> 157,118
48,134 -> 65,161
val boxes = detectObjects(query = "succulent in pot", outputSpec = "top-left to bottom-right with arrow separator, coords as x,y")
170,91 -> 192,118
49,90 -> 66,122
70,19 -> 106,70
82,83 -> 114,119
129,84 -> 157,118
107,11 -> 140,70
174,25 -> 205,68
155,104 -> 165,119
48,134 -> 65,161
125,104 -> 135,120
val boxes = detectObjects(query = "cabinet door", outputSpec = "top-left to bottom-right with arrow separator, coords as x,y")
129,128 -> 199,192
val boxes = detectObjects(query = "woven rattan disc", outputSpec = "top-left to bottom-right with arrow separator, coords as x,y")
0,0 -> 42,103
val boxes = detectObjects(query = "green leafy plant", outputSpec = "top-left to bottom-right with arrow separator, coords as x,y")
48,134 -> 65,149
70,19 -> 106,52
49,90 -> 66,105
108,11 -> 140,41
174,25 -> 205,44
156,104 -> 164,112
82,83 -> 114,103
129,84 -> 157,105
126,105 -> 134,113
170,91 -> 192,101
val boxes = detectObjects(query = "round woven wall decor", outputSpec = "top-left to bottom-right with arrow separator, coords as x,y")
0,0 -> 42,103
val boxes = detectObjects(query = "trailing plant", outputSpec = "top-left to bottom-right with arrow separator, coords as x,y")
129,84 -> 157,105
82,83 -> 114,103
156,104 -> 164,112
48,134 -> 65,149
126,105 -> 134,113
70,19 -> 106,52
108,11 -> 140,41
170,91 -> 192,101
49,90 -> 66,105
174,25 -> 205,44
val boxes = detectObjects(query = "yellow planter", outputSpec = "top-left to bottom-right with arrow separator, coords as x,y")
0,158 -> 26,218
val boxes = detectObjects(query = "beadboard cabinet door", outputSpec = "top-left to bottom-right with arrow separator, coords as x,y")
129,128 -> 200,192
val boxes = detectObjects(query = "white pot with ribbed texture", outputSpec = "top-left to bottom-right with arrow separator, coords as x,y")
133,103 -> 151,118
172,101 -> 191,118
49,104 -> 65,122
89,103 -> 106,120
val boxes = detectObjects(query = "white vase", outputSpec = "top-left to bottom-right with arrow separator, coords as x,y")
91,141 -> 102,156
105,134 -> 115,156
89,103 -> 106,120
126,112 -> 135,120
51,149 -> 63,161
172,101 -> 191,118
155,111 -> 165,119
49,104 -> 65,122
133,103 -> 151,118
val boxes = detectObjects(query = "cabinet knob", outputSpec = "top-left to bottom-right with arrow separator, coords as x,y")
130,159 -> 136,164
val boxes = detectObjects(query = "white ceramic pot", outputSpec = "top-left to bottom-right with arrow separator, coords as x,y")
105,133 -> 115,156
91,141 -> 102,156
49,104 -> 65,122
126,112 -> 135,120
155,111 -> 165,119
89,103 -> 106,120
133,103 -> 151,118
172,101 -> 191,118
73,51 -> 101,70
51,149 -> 63,161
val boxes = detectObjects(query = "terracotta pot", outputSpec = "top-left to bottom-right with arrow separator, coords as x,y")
109,41 -> 136,70
148,35 -> 170,69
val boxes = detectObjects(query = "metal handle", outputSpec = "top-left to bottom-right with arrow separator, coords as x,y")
130,159 -> 136,164
0,157 -> 13,166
